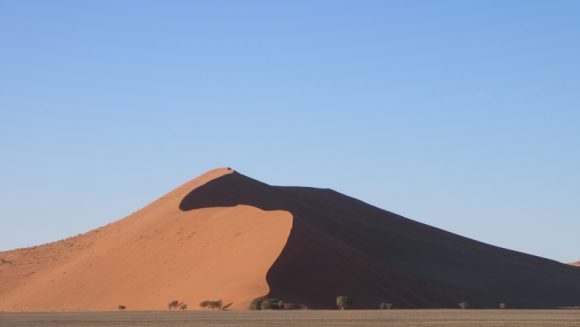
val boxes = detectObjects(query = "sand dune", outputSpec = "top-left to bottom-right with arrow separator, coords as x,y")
569,261 -> 580,267
0,168 -> 291,311
1,168 -> 580,311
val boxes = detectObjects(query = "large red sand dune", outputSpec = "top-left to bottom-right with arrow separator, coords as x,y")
570,261 -> 580,267
1,168 -> 579,311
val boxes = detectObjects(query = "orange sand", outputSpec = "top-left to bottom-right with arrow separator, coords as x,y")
2,168 -> 580,311
0,168 -> 292,311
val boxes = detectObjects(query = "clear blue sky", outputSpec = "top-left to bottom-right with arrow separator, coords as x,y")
1,1 -> 579,262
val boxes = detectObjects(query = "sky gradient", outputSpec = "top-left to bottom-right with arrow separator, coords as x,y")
1,1 -> 579,262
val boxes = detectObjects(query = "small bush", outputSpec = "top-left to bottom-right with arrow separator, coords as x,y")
179,303 -> 187,310
250,298 -> 263,310
458,302 -> 469,309
200,300 -> 222,310
336,296 -> 352,310
260,299 -> 272,310
379,302 -> 392,310
250,298 -> 284,310
499,302 -> 507,309
117,305 -> 126,311
168,300 -> 180,310
274,299 -> 284,309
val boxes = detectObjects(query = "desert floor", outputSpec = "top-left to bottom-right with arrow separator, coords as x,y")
1,310 -> 579,327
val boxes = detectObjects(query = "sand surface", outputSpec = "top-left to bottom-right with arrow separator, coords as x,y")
0,168 -> 292,311
2,168 -> 580,311
1,310 -> 580,327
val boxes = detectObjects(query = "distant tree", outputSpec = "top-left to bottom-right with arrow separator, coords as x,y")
117,305 -> 126,311
179,303 -> 187,310
250,298 -> 263,310
260,299 -> 273,310
168,300 -> 180,310
273,299 -> 284,310
336,296 -> 352,310
200,300 -> 223,310
458,302 -> 469,309
250,298 -> 285,310
499,302 -> 507,309
379,302 -> 392,310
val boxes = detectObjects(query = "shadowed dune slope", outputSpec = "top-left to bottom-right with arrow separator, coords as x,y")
180,171 -> 580,309
0,168 -> 292,311
1,168 -> 579,312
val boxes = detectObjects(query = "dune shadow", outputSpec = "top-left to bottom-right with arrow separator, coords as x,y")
178,171 -> 580,309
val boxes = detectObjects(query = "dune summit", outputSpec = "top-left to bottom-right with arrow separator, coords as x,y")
1,168 -> 580,311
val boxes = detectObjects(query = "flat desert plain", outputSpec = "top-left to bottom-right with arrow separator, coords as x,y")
1,310 -> 579,327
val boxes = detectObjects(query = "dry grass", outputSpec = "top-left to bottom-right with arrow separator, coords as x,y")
0,310 -> 579,327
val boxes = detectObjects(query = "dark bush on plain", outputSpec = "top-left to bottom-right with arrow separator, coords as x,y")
336,296 -> 352,310
250,297 -> 285,310
200,300 -> 223,310
168,300 -> 180,310
260,299 -> 272,310
379,302 -> 392,310
250,298 -> 263,310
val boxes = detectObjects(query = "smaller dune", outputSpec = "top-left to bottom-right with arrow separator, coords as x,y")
569,261 -> 580,267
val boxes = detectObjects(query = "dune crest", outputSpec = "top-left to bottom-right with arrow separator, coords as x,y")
0,168 -> 292,311
2,168 -> 580,311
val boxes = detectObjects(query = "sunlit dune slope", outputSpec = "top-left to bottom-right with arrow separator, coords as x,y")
0,168 -> 292,311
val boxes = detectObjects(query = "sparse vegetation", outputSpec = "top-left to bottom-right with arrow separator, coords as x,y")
199,300 -> 223,310
250,297 -> 285,310
499,302 -> 507,309
458,302 -> 469,309
336,296 -> 352,310
0,258 -> 14,265
117,305 -> 126,311
250,298 -> 263,310
260,299 -> 272,310
168,300 -> 180,310
179,303 -> 187,310
379,302 -> 392,310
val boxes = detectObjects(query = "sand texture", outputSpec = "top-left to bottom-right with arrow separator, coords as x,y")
1,168 -> 580,311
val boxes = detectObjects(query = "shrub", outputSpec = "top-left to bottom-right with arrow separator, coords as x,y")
458,302 -> 469,309
117,305 -> 126,311
336,296 -> 352,310
273,299 -> 284,309
168,300 -> 180,310
200,300 -> 222,310
260,299 -> 272,310
379,302 -> 392,310
250,298 -> 263,310
222,303 -> 233,310
179,303 -> 187,310
499,302 -> 507,309
250,298 -> 284,310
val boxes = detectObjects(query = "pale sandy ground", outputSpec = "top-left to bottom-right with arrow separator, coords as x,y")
1,310 -> 579,327
0,168 -> 293,311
